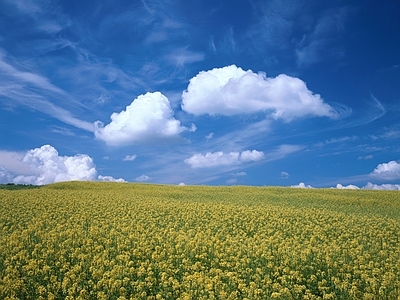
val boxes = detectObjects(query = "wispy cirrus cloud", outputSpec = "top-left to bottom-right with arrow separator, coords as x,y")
0,49 -> 94,131
210,27 -> 237,54
357,155 -> 373,160
314,135 -> 358,148
0,49 -> 66,95
3,0 -> 70,36
1,0 -> 195,121
370,124 -> 400,141
5,0 -> 42,15
244,1 -> 350,68
296,7 -> 349,67
123,155 -> 137,161
165,47 -> 205,68
338,95 -> 386,129
246,0 -> 301,50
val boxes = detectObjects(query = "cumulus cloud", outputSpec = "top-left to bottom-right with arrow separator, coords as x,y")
98,175 -> 126,182
185,152 -> 239,168
0,145 -> 126,185
123,155 -> 137,161
240,150 -> 265,162
12,145 -> 98,185
184,150 -> 264,169
291,182 -> 314,188
0,150 -> 32,176
336,183 -> 360,189
95,92 -> 192,146
182,65 -> 338,122
370,160 -> 400,180
0,167 -> 14,183
363,182 -> 400,190
291,182 -> 400,190
336,183 -> 400,190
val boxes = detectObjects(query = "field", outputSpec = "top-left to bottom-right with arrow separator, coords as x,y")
1,182 -> 399,299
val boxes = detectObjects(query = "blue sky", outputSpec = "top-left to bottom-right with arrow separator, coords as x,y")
1,0 -> 399,189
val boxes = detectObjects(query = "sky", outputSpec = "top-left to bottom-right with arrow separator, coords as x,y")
0,0 -> 399,189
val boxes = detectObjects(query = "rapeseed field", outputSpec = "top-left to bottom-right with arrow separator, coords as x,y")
0,182 -> 399,299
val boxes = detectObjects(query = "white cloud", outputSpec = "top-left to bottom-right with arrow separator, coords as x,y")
178,182 -> 186,186
98,175 -> 126,182
12,145 -> 98,185
240,150 -> 265,162
280,171 -> 290,179
226,178 -> 237,185
232,172 -> 247,177
370,160 -> 400,180
265,144 -> 304,162
94,92 -> 191,146
0,145 -> 126,185
123,155 -> 137,161
205,132 -> 214,140
357,155 -> 373,160
295,8 -> 348,67
291,182 -> 400,190
363,182 -> 400,190
182,65 -> 338,122
50,126 -> 76,136
185,152 -> 239,168
291,182 -> 314,188
135,174 -> 150,182
0,50 -> 94,132
0,167 -> 14,184
324,136 -> 357,145
184,149 -> 264,169
381,129 -> 400,140
0,150 -> 31,175
336,183 -> 360,190
165,48 -> 205,67
6,0 -> 42,15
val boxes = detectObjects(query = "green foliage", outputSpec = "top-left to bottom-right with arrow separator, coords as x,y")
0,183 -> 41,190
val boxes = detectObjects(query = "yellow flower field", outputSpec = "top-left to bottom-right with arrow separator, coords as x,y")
1,182 -> 399,299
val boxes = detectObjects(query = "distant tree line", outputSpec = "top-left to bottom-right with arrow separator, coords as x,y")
0,183 -> 41,190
